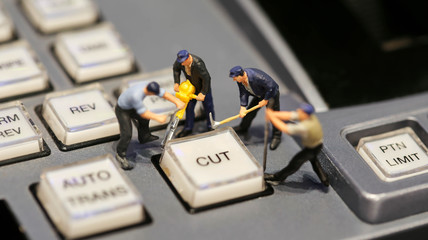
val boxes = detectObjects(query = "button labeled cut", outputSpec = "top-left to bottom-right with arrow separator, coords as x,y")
37,154 -> 145,239
160,127 -> 265,208
357,127 -> 428,181
42,84 -> 119,145
0,101 -> 44,161
22,0 -> 98,33
0,41 -> 49,99
55,23 -> 134,82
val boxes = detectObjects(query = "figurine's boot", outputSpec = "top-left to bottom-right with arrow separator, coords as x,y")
177,128 -> 192,138
310,158 -> 330,187
138,134 -> 159,144
115,153 -> 134,170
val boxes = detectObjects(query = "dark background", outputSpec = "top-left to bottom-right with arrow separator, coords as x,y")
257,0 -> 428,108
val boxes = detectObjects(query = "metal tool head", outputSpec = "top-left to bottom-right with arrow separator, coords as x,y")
209,112 -> 220,129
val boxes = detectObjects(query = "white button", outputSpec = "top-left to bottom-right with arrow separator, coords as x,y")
42,83 -> 119,145
0,101 -> 44,162
37,154 -> 145,239
119,69 -> 204,128
0,41 -> 49,99
55,23 -> 134,83
160,127 -> 265,208
22,0 -> 98,33
0,5 -> 14,42
357,127 -> 428,181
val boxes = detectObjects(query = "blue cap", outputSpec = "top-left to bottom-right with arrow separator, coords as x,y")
147,81 -> 160,95
176,50 -> 190,63
299,103 -> 315,115
229,66 -> 244,78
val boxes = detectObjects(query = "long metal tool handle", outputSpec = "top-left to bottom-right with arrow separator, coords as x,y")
161,113 -> 179,148
263,120 -> 269,171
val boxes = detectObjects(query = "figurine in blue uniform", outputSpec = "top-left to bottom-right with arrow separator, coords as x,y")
115,81 -> 184,170
173,50 -> 215,137
264,103 -> 329,186
229,66 -> 282,150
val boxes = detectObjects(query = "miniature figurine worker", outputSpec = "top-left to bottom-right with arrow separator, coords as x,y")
229,66 -> 282,150
115,81 -> 184,170
264,103 -> 329,187
173,50 -> 215,137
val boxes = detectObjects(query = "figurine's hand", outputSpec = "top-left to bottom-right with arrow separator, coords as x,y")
239,107 -> 247,118
157,114 -> 168,124
174,83 -> 180,92
195,93 -> 205,101
176,100 -> 185,110
258,99 -> 268,107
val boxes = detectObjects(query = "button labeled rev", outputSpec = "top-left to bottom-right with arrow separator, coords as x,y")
160,127 -> 265,208
55,23 -> 134,82
119,69 -> 204,128
357,127 -> 428,181
0,101 -> 44,162
0,41 -> 49,99
37,154 -> 145,239
42,84 -> 119,145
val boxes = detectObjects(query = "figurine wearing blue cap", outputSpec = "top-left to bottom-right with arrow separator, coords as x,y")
173,50 -> 215,137
229,66 -> 282,150
264,103 -> 329,187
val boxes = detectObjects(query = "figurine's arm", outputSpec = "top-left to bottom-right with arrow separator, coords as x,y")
163,92 -> 185,109
266,109 -> 289,134
173,61 -> 182,92
140,110 -> 167,123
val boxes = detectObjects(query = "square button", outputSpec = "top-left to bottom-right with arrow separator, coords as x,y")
37,154 -> 145,239
357,127 -> 428,181
55,23 -> 134,83
22,0 -> 98,33
119,69 -> 204,128
0,5 -> 14,42
0,101 -> 44,162
42,83 -> 119,145
0,41 -> 49,99
160,127 -> 265,208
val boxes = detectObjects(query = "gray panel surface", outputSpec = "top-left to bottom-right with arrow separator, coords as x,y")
1,0 -> 427,239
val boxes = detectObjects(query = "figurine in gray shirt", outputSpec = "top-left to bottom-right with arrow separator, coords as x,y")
115,81 -> 184,170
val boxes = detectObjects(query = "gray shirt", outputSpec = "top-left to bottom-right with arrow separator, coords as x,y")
117,82 -> 166,114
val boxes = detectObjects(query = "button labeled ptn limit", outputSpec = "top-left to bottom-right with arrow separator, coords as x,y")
357,127 -> 428,181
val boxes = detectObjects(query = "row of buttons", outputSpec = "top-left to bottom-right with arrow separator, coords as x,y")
37,127 -> 266,239
0,0 -> 134,100
0,69 -> 197,161
0,23 -> 134,99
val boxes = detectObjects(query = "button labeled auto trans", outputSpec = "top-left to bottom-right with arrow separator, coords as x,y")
22,0 -> 98,33
0,41 -> 49,99
54,23 -> 134,83
0,101 -> 44,162
42,83 -> 119,146
37,154 -> 145,239
160,127 -> 265,209
357,127 -> 428,181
